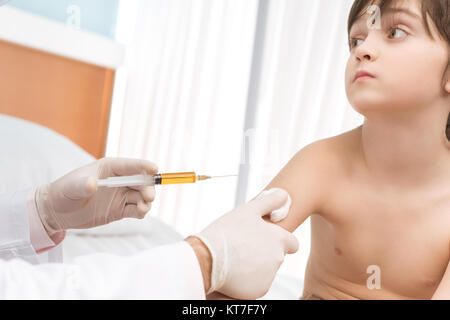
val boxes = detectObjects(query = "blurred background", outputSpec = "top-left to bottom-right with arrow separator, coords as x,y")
0,0 -> 364,285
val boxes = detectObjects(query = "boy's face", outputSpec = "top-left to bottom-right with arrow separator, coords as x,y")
345,0 -> 449,115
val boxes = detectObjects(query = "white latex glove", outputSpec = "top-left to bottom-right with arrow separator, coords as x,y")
195,188 -> 299,299
35,158 -> 158,235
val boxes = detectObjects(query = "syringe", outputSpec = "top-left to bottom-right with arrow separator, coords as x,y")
97,172 -> 237,188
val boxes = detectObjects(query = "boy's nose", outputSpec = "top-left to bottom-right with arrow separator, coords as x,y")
357,53 -> 372,62
355,34 -> 379,62
355,45 -> 376,62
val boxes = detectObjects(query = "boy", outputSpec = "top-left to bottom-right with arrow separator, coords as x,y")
265,0 -> 450,299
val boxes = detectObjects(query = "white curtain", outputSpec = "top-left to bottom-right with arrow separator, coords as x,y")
107,0 -> 259,236
239,0 -> 363,280
108,0 -> 364,282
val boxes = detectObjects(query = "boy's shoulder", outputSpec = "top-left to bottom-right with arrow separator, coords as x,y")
267,127 -> 363,226
292,125 -> 362,175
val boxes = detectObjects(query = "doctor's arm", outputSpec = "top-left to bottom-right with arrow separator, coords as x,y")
0,241 -> 206,299
0,187 -> 205,299
0,188 -> 59,262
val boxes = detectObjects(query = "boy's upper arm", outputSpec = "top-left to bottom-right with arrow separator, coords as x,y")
262,141 -> 333,232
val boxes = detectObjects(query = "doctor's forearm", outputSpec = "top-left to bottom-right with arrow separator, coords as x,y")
28,188 -> 66,253
185,236 -> 212,294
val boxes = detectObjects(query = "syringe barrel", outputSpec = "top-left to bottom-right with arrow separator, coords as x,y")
156,172 -> 197,185
97,175 -> 155,187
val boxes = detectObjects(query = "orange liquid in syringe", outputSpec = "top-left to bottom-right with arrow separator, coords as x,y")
159,172 -> 198,185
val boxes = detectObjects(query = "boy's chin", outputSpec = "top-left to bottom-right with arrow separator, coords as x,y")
350,98 -> 392,116
351,95 -> 425,116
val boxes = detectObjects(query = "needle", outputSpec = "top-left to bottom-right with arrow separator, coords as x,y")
210,175 -> 238,178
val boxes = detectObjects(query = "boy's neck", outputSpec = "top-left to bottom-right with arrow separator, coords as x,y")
358,103 -> 450,189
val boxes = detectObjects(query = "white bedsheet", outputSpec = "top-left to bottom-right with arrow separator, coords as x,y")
62,217 -> 185,260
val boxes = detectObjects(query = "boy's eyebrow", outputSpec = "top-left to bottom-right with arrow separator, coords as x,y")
383,7 -> 422,21
352,7 -> 422,27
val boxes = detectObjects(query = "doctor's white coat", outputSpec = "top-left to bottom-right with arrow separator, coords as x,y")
0,189 -> 205,299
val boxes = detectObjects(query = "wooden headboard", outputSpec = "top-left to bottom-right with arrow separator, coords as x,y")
0,39 -> 115,159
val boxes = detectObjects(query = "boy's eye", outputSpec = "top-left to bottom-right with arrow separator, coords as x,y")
349,26 -> 408,49
350,38 -> 363,49
388,27 -> 407,39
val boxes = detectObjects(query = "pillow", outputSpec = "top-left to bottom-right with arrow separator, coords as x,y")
0,114 -> 95,193
0,114 -> 181,237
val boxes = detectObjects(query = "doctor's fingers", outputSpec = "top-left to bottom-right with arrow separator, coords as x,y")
123,203 -> 151,219
284,232 -> 299,255
123,190 -> 152,218
128,185 -> 156,203
98,158 -> 158,177
250,188 -> 289,217
273,226 -> 299,255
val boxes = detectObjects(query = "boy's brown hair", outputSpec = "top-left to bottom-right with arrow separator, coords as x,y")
348,0 -> 449,45
347,0 -> 450,138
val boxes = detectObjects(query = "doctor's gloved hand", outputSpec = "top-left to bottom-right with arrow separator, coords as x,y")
34,158 -> 158,235
192,188 -> 299,299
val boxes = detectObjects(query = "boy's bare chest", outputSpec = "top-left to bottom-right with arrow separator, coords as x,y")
313,179 -> 450,298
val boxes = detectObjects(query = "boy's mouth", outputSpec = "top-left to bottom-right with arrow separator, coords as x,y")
353,70 -> 375,83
